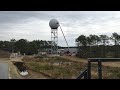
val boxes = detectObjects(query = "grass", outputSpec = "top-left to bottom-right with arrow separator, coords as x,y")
22,56 -> 120,79
102,66 -> 120,79
90,63 -> 120,79
25,61 -> 87,79
23,56 -> 87,79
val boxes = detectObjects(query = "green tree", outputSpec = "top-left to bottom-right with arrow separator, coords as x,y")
99,35 -> 109,45
15,39 -> 29,54
76,35 -> 88,58
86,35 -> 100,58
111,32 -> 120,57
10,39 -> 16,53
76,35 -> 87,47
99,35 -> 109,57
111,32 -> 120,45
88,35 -> 101,46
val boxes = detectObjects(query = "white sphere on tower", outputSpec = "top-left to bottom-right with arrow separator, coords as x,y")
49,19 -> 59,29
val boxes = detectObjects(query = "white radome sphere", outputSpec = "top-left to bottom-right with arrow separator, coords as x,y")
49,19 -> 59,29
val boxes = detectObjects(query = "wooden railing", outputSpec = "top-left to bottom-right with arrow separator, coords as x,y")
77,58 -> 120,79
76,69 -> 88,79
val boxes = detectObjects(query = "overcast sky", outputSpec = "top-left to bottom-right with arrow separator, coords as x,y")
0,11 -> 120,46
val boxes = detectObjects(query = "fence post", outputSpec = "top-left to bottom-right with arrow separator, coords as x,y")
84,70 -> 88,79
98,60 -> 102,79
88,59 -> 91,79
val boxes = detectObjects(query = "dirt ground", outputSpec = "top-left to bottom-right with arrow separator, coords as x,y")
2,55 -> 120,79
8,61 -> 24,79
0,56 -> 50,79
9,57 -> 50,79
9,62 -> 51,79
0,50 -> 10,58
22,70 -> 51,79
61,56 -> 120,67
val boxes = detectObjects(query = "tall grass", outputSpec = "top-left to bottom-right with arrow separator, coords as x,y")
23,56 -> 120,79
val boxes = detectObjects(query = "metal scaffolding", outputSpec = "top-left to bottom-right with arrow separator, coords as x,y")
51,29 -> 58,54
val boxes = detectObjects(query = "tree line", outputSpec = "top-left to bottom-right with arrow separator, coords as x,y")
0,39 -> 52,55
75,32 -> 120,58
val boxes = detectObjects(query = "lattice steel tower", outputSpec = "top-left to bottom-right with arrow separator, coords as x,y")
49,19 -> 59,55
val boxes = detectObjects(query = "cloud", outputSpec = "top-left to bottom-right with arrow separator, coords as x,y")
0,11 -> 120,46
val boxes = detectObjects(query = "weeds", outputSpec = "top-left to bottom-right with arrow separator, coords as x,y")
23,56 -> 120,79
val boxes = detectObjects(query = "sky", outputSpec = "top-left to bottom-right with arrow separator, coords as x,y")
0,11 -> 120,46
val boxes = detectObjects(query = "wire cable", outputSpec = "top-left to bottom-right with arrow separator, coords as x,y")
59,25 -> 70,52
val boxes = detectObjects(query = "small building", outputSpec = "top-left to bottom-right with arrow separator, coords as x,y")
59,46 -> 78,55
58,49 -> 64,54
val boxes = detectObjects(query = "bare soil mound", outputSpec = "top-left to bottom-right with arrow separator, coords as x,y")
0,50 -> 10,58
